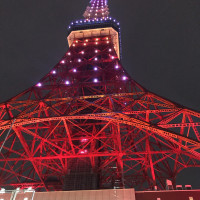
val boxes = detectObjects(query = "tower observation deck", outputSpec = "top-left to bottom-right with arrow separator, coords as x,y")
0,0 -> 200,192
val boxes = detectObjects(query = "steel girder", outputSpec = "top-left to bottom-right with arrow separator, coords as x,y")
0,36 -> 200,191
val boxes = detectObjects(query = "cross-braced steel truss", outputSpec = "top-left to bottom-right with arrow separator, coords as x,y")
0,35 -> 200,191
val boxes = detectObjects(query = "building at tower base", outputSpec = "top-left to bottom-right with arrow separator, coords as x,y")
0,188 -> 200,200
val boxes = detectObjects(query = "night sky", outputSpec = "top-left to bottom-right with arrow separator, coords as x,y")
1,0 -> 200,189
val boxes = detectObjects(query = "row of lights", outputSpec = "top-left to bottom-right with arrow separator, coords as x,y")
50,64 -> 119,75
60,55 -> 116,64
63,50 -> 116,63
66,48 -> 112,58
73,38 -> 110,43
68,17 -> 120,29
72,41 -> 110,47
36,74 -> 127,88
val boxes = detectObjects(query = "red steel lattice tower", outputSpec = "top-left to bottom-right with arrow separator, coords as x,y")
0,0 -> 200,191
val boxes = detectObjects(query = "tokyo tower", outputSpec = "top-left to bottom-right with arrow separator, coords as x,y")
0,0 -> 200,192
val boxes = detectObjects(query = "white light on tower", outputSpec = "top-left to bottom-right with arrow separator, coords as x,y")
36,83 -> 42,87
65,81 -> 70,85
93,78 -> 98,83
122,76 -> 127,81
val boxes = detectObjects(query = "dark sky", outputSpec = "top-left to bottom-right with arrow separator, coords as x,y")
1,0 -> 200,188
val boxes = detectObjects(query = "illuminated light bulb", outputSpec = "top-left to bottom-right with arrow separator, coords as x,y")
73,69 -> 77,73
94,67 -> 98,71
61,60 -> 65,64
80,150 -> 88,154
109,49 -> 112,52
81,51 -> 84,54
52,70 -> 56,74
84,43 -> 87,46
76,40 -> 78,43
86,39 -> 88,42
67,52 -> 71,56
94,57 -> 98,61
95,50 -> 98,53
93,78 -> 98,83
65,81 -> 70,85
106,37 -> 109,40
122,76 -> 127,81
115,65 -> 119,69
78,59 -> 81,62
36,83 -> 42,87
95,42 -> 98,45
107,41 -> 109,44
81,138 -> 88,143
72,44 -> 75,47
111,56 -> 115,59
96,38 -> 99,41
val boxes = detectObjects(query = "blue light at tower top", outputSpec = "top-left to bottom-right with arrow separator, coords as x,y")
67,0 -> 122,58
68,17 -> 120,31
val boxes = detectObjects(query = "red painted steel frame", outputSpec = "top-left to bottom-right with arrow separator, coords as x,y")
0,0 -> 200,192
0,35 -> 200,191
